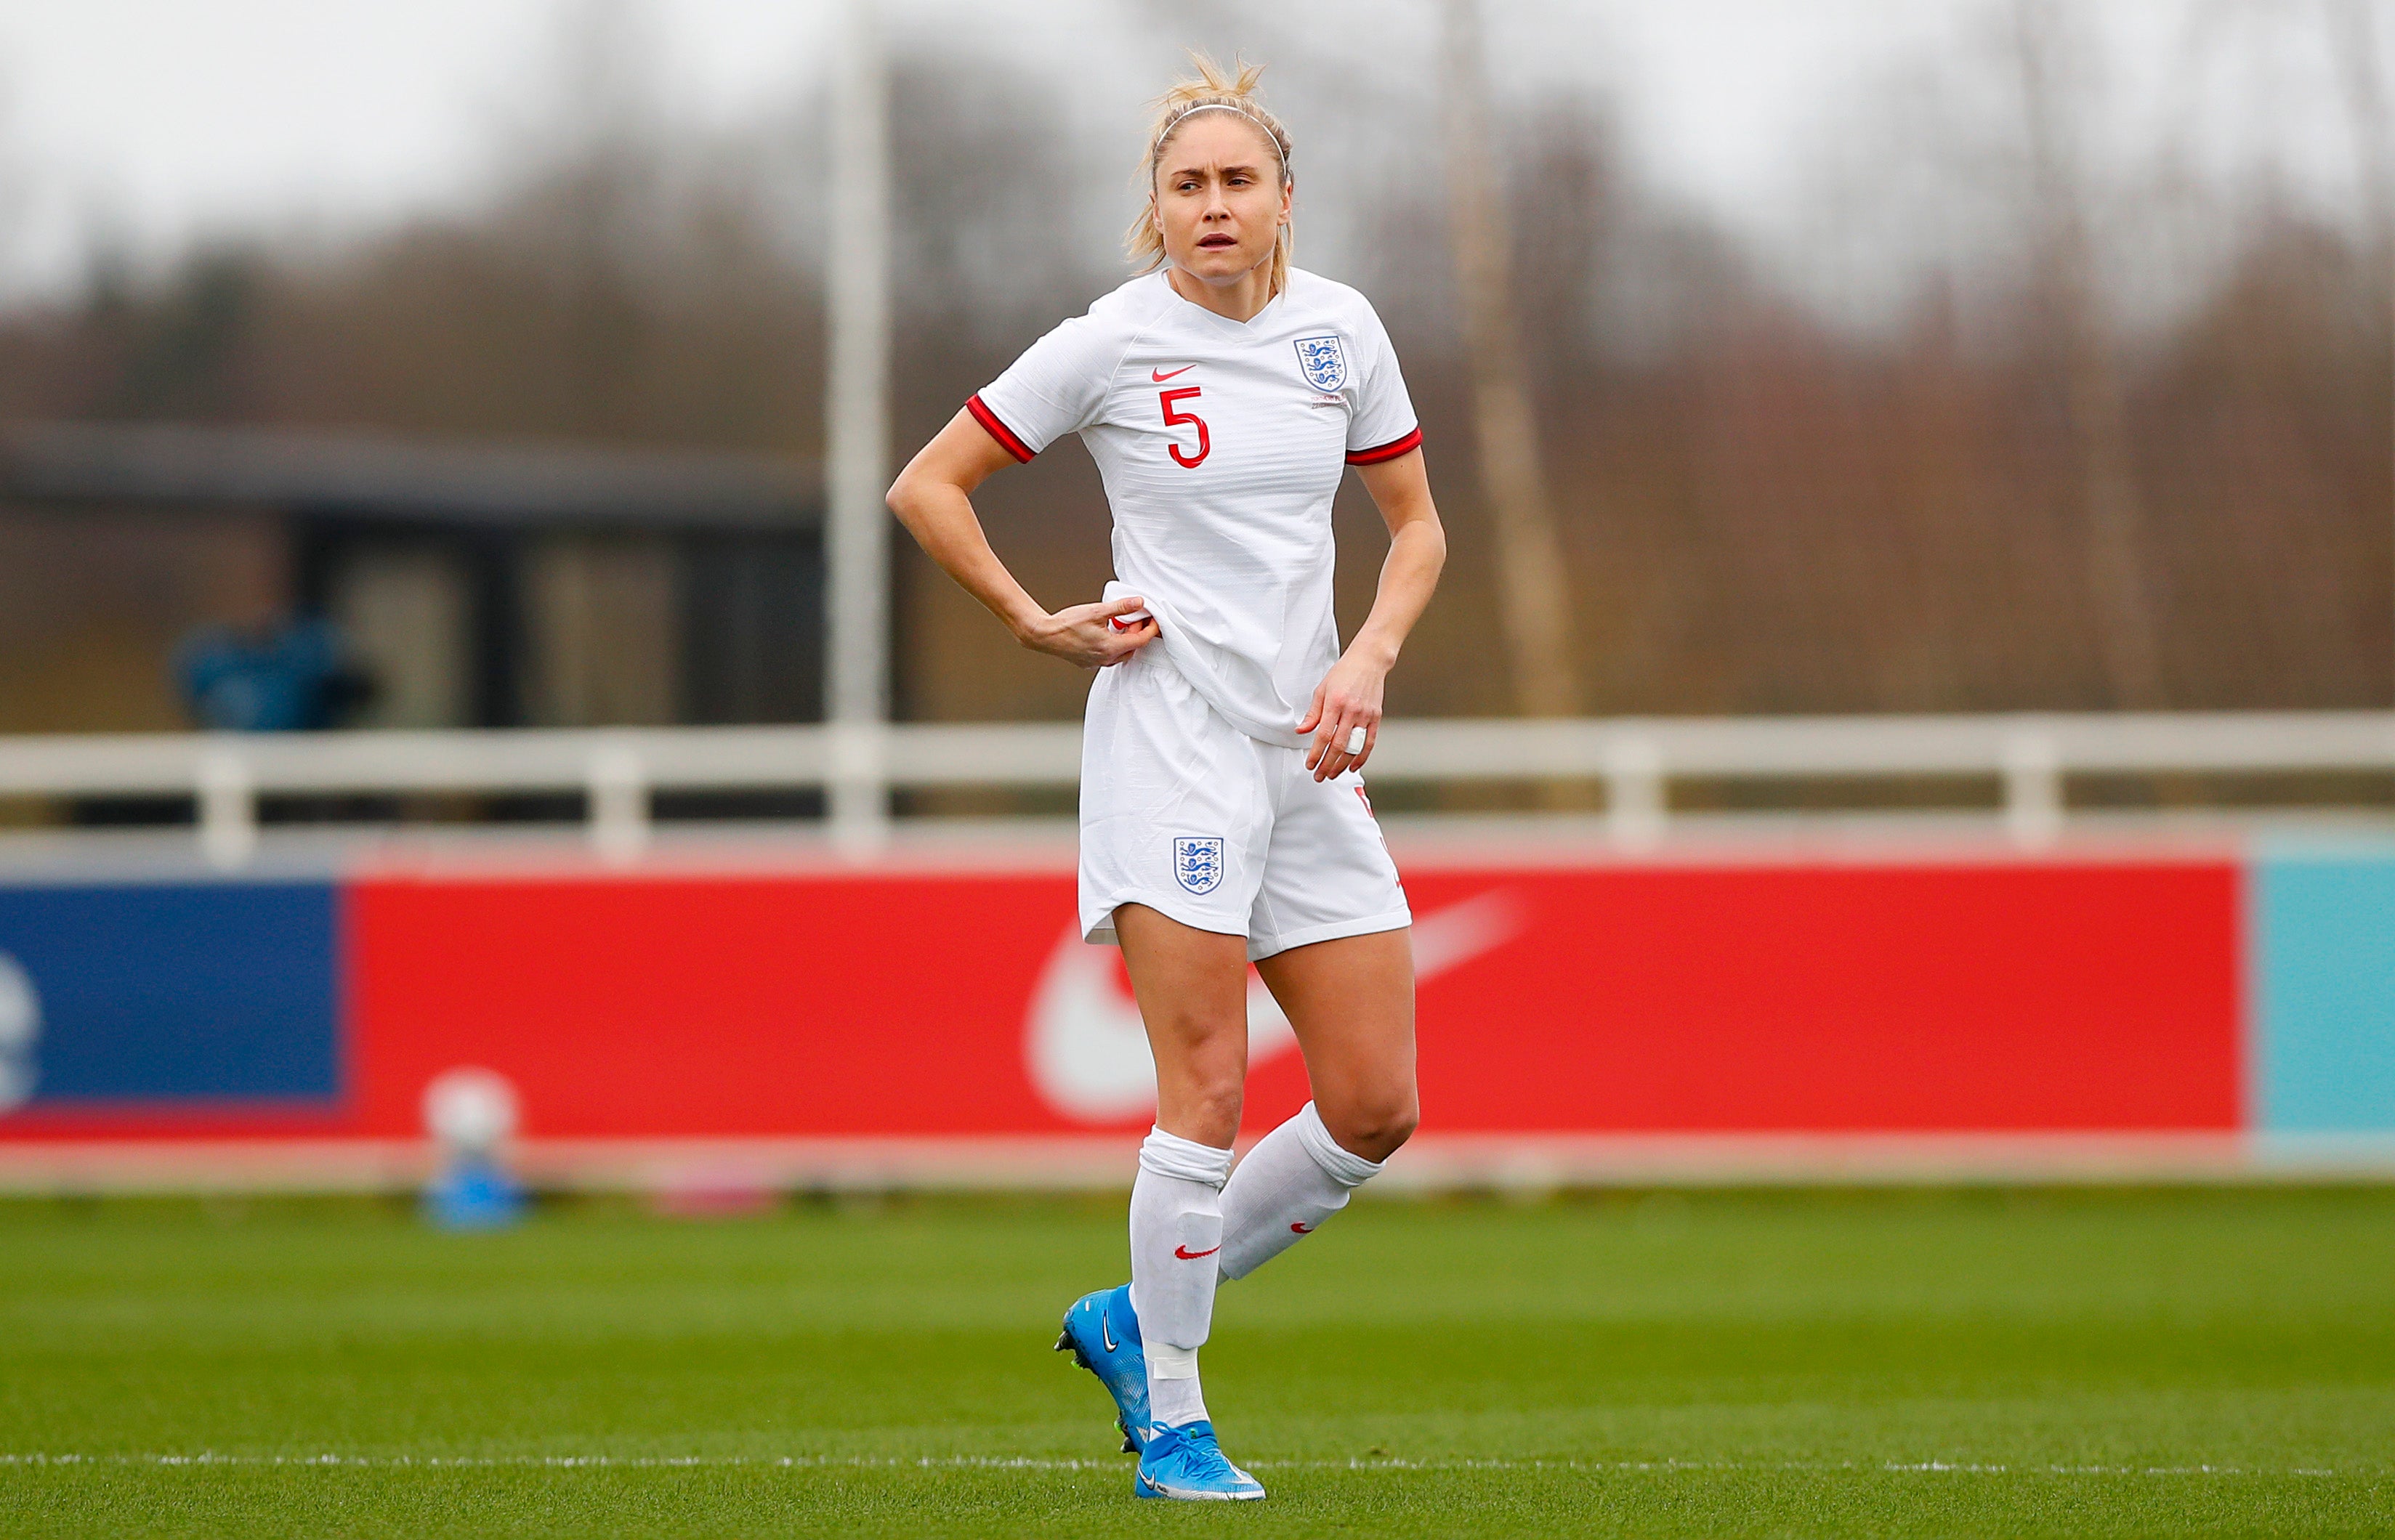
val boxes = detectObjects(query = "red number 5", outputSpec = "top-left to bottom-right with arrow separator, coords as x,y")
1159,387 -> 1210,469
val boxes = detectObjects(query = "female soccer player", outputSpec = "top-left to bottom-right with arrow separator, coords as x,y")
886,58 -> 1445,1502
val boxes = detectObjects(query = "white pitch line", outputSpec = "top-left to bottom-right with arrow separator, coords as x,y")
0,1454 -> 2354,1478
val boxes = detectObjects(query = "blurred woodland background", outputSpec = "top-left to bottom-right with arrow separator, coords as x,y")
0,0 -> 2385,737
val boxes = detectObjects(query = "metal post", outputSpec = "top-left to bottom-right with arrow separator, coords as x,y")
2001,727 -> 2064,849
825,0 -> 892,856
1602,732 -> 1666,851
195,745 -> 257,871
586,740 -> 649,867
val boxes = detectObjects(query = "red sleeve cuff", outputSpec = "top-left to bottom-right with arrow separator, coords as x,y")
1346,426 -> 1423,466
966,394 -> 1035,463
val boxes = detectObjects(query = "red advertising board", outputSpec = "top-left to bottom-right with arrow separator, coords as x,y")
341,858 -> 2242,1141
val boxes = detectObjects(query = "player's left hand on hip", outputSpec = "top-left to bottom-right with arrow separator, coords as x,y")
1299,664 -> 1384,782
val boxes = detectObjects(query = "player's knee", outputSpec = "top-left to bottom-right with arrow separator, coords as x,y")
1362,1097 -> 1420,1159
1166,1047 -> 1247,1145
1188,1073 -> 1245,1130
1322,1087 -> 1418,1163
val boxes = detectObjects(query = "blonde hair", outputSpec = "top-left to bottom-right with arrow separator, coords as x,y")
1125,55 -> 1294,299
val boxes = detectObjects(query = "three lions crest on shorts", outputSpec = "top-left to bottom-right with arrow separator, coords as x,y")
1293,335 -> 1347,393
1174,836 -> 1226,896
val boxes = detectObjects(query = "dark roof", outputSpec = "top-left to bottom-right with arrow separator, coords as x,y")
0,420 -> 820,531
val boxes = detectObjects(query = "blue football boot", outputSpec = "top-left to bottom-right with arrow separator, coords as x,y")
1054,1284 -> 1150,1454
1134,1419 -> 1266,1501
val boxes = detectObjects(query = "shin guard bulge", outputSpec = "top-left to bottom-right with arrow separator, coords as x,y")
1216,1101 -> 1386,1282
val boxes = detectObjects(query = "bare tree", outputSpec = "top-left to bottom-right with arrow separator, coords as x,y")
1439,0 -> 1583,722
2,8 -> 2383,734
2325,0 -> 2395,269
2014,0 -> 2167,707
0,73 -> 24,299
2322,0 -> 2395,701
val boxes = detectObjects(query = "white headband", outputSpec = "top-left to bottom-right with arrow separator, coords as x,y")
1152,102 -> 1289,178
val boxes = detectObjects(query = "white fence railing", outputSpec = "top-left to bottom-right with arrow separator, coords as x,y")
0,711 -> 2389,869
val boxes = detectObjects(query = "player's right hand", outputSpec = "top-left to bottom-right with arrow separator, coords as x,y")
1018,594 -> 1159,670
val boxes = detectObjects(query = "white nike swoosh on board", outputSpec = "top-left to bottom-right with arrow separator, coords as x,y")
1022,891 -> 1527,1124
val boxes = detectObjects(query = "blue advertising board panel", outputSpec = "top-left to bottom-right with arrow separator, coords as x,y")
2253,851 -> 2395,1133
0,881 -> 339,1106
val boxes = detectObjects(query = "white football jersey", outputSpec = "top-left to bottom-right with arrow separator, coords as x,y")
970,267 -> 1422,749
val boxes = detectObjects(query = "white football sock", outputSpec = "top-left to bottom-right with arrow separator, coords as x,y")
1216,1101 -> 1386,1282
1128,1125 -> 1233,1428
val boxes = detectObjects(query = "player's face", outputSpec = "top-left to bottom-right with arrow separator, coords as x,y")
1152,115 -> 1290,288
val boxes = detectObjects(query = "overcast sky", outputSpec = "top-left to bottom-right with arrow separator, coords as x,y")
0,0 -> 2380,304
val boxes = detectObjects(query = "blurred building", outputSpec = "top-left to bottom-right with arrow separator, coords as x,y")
0,421 -> 823,735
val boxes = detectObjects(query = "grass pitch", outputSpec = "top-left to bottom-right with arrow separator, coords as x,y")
1,1186 -> 2389,1537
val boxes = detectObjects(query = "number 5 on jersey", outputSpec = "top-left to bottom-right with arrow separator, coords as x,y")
1159,387 -> 1209,469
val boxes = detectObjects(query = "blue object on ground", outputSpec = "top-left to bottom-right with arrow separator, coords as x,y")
424,1157 -> 527,1230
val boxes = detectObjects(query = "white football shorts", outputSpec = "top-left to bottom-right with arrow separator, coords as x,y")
1078,647 -> 1411,961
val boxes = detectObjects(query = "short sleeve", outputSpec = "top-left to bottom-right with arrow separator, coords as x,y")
968,310 -> 1122,462
1342,300 -> 1423,466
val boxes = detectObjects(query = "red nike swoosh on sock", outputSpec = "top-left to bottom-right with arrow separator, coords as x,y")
1173,1244 -> 1221,1260
1151,365 -> 1196,381
1289,1223 -> 1314,1233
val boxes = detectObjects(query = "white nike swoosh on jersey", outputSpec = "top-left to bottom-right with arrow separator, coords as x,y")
1022,891 -> 1527,1124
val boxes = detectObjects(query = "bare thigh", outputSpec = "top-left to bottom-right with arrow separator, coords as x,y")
1113,902 -> 1251,1149
1254,928 -> 1418,1162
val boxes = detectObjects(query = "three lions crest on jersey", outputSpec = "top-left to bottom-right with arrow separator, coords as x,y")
1293,334 -> 1346,392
